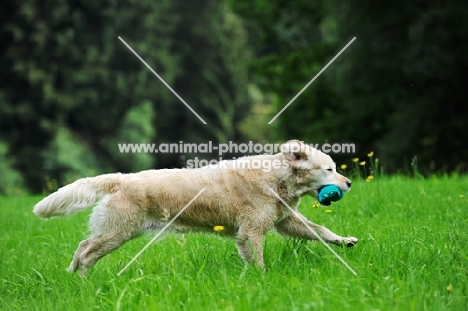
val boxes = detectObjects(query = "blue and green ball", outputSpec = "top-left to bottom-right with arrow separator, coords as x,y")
318,185 -> 344,206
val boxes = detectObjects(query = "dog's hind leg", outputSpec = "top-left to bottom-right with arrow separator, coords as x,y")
77,232 -> 133,276
67,239 -> 89,273
71,195 -> 144,276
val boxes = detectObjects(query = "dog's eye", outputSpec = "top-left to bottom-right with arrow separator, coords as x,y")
326,168 -> 333,172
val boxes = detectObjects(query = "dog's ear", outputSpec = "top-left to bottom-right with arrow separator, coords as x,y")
281,140 -> 309,164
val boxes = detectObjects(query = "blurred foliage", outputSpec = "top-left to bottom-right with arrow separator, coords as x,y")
0,0 -> 466,194
0,0 -> 252,193
328,1 -> 468,173
0,141 -> 24,194
103,100 -> 156,173
41,126 -> 103,187
231,0 -> 468,174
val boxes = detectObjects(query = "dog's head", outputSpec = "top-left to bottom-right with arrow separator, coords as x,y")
281,140 -> 351,198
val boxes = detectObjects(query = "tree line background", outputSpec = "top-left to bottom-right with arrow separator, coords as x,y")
0,0 -> 467,194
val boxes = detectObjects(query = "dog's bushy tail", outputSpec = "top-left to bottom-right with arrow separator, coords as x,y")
33,173 -> 122,219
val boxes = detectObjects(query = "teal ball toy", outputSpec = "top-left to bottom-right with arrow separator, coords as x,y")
318,185 -> 344,206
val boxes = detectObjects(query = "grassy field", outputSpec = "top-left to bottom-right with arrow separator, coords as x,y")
1,175 -> 467,310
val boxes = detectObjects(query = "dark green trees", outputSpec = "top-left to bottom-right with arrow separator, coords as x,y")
0,0 -> 252,193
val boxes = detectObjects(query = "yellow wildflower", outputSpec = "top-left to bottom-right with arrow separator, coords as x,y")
312,201 -> 320,208
340,164 -> 347,170
359,161 -> 366,166
213,226 -> 225,232
367,151 -> 374,157
352,158 -> 359,163
325,209 -> 332,213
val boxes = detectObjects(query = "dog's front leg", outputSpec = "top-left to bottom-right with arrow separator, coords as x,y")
236,227 -> 265,269
275,214 -> 358,247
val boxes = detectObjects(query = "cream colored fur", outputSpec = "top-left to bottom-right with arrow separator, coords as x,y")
33,140 -> 357,275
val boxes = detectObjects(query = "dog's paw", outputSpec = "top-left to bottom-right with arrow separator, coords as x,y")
343,237 -> 358,247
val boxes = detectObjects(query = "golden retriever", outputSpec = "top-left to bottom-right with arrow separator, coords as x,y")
33,140 -> 357,275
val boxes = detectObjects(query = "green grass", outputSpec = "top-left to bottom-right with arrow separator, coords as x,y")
1,175 -> 468,310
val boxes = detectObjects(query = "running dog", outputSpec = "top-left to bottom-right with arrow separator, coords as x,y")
33,140 -> 357,275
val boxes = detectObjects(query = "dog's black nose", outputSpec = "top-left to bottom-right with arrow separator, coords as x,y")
346,181 -> 352,188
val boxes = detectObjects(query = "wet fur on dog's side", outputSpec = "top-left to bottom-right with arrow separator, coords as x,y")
33,140 -> 358,275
